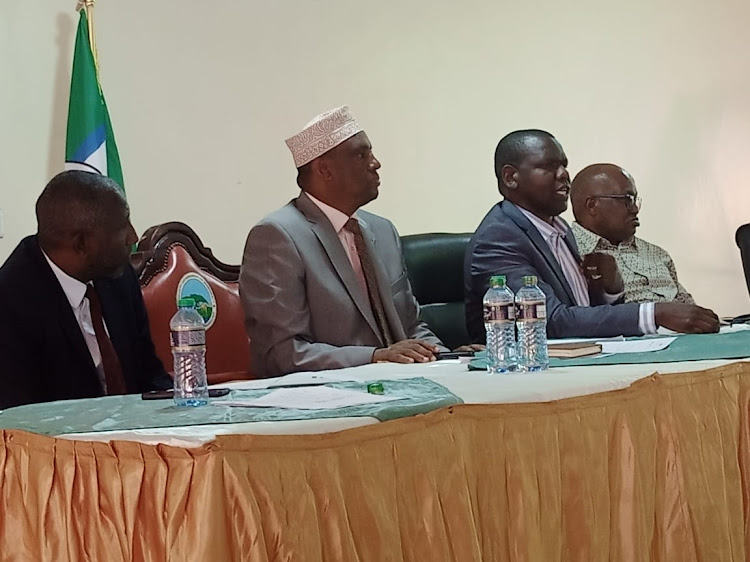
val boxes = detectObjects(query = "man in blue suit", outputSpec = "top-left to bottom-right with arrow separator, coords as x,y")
464,129 -> 719,342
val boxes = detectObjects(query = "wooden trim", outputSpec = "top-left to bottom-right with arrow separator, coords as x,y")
132,222 -> 240,286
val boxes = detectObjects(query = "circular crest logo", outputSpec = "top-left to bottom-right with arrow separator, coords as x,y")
176,273 -> 217,329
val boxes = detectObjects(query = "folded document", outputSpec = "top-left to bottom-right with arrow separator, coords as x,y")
599,337 -> 676,354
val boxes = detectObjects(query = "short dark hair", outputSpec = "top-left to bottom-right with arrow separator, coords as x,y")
493,129 -> 555,179
36,171 -> 126,249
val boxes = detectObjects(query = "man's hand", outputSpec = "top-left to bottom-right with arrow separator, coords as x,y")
654,303 -> 720,334
581,252 -> 624,294
372,340 -> 440,364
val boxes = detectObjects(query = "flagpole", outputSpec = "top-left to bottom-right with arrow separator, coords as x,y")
75,0 -> 100,75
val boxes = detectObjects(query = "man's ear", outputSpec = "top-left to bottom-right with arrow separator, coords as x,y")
501,164 -> 519,191
312,157 -> 334,182
71,229 -> 88,256
585,196 -> 598,215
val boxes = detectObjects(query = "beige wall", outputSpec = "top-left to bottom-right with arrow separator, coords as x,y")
2,0 -> 749,316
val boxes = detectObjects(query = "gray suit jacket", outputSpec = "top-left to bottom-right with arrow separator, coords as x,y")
240,192 -> 444,377
464,201 -> 642,342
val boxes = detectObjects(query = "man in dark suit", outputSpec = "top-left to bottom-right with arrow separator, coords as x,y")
0,171 -> 170,409
464,129 -> 719,342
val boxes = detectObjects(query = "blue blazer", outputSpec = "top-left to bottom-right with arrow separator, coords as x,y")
463,201 -> 641,343
0,236 -> 170,409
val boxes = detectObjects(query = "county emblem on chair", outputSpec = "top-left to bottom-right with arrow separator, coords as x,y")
176,273 -> 217,329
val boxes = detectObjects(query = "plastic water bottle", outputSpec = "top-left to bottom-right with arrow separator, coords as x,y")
515,275 -> 549,371
483,275 -> 517,373
170,298 -> 209,406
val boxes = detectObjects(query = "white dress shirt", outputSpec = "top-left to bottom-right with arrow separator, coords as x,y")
42,252 -> 108,389
306,193 -> 368,297
517,207 -> 656,335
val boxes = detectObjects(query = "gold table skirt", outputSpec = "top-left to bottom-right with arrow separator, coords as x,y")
1,362 -> 749,561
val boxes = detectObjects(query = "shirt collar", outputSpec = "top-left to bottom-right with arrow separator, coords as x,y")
42,250 -> 88,310
571,222 -> 601,254
306,192 -> 357,233
515,204 -> 569,241
572,222 -> 637,252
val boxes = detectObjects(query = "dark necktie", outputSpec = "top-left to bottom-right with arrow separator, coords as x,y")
345,218 -> 395,346
85,285 -> 127,395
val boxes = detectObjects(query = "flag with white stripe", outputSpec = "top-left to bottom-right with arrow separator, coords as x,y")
65,9 -> 125,195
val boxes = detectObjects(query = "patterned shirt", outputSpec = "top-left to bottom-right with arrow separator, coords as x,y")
572,222 -> 695,305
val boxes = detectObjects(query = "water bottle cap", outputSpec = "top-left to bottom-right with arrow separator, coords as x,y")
522,275 -> 537,286
489,275 -> 506,287
178,298 -> 196,308
367,382 -> 385,395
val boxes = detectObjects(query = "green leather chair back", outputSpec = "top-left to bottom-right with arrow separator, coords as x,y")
401,233 -> 472,350
736,224 -> 750,297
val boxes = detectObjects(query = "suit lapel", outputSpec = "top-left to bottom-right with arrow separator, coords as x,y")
502,202 -> 578,305
562,225 -> 583,261
295,194 -> 382,341
357,217 -> 408,342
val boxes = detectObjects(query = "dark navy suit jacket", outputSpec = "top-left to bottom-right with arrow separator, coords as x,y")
0,236 -> 170,409
464,201 -> 642,343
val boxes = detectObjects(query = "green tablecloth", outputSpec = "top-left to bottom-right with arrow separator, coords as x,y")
0,377 -> 462,436
469,330 -> 750,370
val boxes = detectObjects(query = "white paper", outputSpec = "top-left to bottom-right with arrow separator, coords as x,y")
547,336 -> 626,345
265,372 -> 359,388
599,337 -> 676,354
213,386 -> 405,410
658,324 -> 750,336
216,372 -> 359,391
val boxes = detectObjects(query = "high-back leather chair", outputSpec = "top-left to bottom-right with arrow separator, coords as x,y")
401,233 -> 473,350
736,224 -> 750,296
131,222 -> 253,384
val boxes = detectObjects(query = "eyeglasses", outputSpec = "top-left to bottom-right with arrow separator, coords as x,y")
592,194 -> 642,210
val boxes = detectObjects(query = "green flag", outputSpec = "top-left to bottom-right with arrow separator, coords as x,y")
65,9 -> 125,195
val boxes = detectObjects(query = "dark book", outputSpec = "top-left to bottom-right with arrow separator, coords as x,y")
548,342 -> 602,359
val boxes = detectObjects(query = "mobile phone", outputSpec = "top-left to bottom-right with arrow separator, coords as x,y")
435,351 -> 476,360
141,388 -> 231,400
729,314 -> 750,325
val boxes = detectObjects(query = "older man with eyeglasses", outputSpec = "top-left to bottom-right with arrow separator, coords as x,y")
570,163 -> 697,305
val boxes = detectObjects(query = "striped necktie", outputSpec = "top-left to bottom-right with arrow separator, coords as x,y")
345,218 -> 395,346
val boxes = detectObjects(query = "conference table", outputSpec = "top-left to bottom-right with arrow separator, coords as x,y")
1,344 -> 750,560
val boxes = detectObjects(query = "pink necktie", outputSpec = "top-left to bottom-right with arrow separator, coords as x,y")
345,219 -> 395,346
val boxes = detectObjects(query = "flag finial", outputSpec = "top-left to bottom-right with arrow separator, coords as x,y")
75,0 -> 95,11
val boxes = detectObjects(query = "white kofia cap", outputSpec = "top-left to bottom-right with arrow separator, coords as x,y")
284,106 -> 362,168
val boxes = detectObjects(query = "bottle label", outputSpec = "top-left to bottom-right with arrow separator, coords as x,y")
516,301 -> 547,320
483,303 -> 515,322
170,328 -> 206,347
